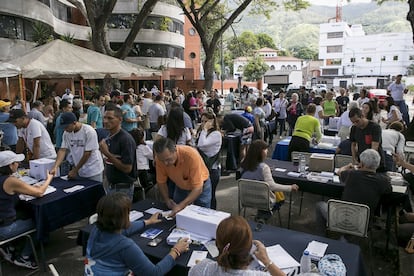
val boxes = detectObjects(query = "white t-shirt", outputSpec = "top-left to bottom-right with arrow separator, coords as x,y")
136,144 -> 153,170
157,125 -> 191,145
62,93 -> 74,104
148,103 -> 165,123
61,124 -> 104,178
197,130 -> 222,169
18,119 -> 56,159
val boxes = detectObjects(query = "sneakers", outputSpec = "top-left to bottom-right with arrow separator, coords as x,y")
0,246 -> 15,264
14,255 -> 38,270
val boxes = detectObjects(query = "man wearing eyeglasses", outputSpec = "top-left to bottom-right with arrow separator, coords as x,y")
153,137 -> 211,217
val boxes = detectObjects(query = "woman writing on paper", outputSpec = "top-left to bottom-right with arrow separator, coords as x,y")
85,192 -> 189,276
240,140 -> 298,222
189,216 -> 286,276
0,150 -> 54,269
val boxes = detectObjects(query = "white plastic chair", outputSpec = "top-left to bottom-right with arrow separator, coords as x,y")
334,154 -> 353,168
238,179 -> 282,226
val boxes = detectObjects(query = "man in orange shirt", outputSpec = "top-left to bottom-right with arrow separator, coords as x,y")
154,137 -> 211,216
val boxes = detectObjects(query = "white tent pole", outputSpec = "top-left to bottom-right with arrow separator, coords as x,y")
33,80 -> 39,103
5,77 -> 10,99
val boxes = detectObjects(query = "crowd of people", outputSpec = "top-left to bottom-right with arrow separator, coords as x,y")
0,73 -> 413,273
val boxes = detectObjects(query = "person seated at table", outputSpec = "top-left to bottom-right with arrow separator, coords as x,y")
315,149 -> 392,236
287,104 -> 322,161
0,150 -> 54,269
85,192 -> 189,276
189,216 -> 285,276
240,140 -> 299,222
382,121 -> 405,172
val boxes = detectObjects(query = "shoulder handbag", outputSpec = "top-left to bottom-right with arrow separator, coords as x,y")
197,148 -> 220,171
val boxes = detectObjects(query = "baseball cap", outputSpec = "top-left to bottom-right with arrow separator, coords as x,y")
0,100 -> 11,109
59,112 -> 77,129
0,150 -> 25,167
7,109 -> 26,123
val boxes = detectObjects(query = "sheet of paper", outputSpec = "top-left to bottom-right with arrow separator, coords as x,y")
20,176 -> 39,185
266,244 -> 300,269
63,185 -> 84,193
274,168 -> 287,172
19,185 -> 56,201
145,207 -> 164,215
287,172 -> 301,177
129,210 -> 144,221
187,251 -> 208,267
60,175 -> 69,181
392,185 -> 407,194
305,240 -> 328,260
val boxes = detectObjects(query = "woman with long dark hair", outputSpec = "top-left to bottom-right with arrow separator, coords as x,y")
157,107 -> 191,145
240,140 -> 298,222
196,111 -> 222,209
382,96 -> 403,127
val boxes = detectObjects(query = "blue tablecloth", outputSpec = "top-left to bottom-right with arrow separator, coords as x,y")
79,199 -> 366,276
272,137 -> 336,160
24,177 -> 105,241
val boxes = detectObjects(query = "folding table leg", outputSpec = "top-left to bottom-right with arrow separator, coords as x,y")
40,241 -> 47,272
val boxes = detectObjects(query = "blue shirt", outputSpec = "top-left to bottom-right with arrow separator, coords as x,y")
121,104 -> 137,131
0,112 -> 18,146
87,105 -> 103,129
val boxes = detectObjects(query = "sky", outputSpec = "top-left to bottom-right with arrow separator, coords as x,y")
309,0 -> 372,7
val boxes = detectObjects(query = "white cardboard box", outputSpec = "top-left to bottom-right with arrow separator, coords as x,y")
176,205 -> 230,240
29,158 -> 58,180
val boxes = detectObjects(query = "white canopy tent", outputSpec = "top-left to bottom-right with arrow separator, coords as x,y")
4,39 -> 161,79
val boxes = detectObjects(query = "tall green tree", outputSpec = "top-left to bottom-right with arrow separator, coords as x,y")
177,0 -> 310,90
256,33 -> 276,49
243,56 -> 269,81
68,0 -> 159,59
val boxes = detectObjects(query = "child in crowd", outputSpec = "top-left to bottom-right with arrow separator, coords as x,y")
129,128 -> 153,190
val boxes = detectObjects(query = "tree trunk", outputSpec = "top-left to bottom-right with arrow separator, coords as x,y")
408,0 -> 414,44
203,50 -> 216,91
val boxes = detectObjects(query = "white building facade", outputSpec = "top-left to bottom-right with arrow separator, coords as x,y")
0,0 -> 185,68
318,21 -> 414,89
233,47 -> 303,80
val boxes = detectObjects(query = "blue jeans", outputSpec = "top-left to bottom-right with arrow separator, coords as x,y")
173,178 -> 212,208
210,169 -> 220,209
395,100 -> 410,126
0,219 -> 35,256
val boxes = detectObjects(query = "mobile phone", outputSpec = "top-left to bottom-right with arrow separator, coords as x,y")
148,237 -> 163,247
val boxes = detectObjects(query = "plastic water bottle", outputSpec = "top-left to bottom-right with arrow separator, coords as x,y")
299,154 -> 306,173
300,250 -> 311,274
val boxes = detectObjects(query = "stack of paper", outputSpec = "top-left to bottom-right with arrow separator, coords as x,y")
305,240 -> 328,260
19,185 -> 56,201
63,185 -> 84,193
166,228 -> 210,245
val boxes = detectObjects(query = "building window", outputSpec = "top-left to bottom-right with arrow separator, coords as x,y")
366,57 -> 372,62
322,68 -> 339,75
281,65 -> 286,71
287,65 -> 292,70
237,65 -> 243,72
393,55 -> 399,61
189,52 -> 196,59
270,65 -> 275,70
350,57 -> 355,63
108,15 -> 183,35
327,45 -> 343,53
37,0 -> 51,7
381,56 -> 386,61
409,55 -> 414,61
292,65 -> 297,70
111,42 -> 184,59
326,59 -> 342,65
327,32 -> 343,39
51,0 -> 71,22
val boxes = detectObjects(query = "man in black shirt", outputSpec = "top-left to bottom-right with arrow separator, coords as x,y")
349,107 -> 385,171
336,88 -> 350,115
315,149 -> 392,235
99,106 -> 137,200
